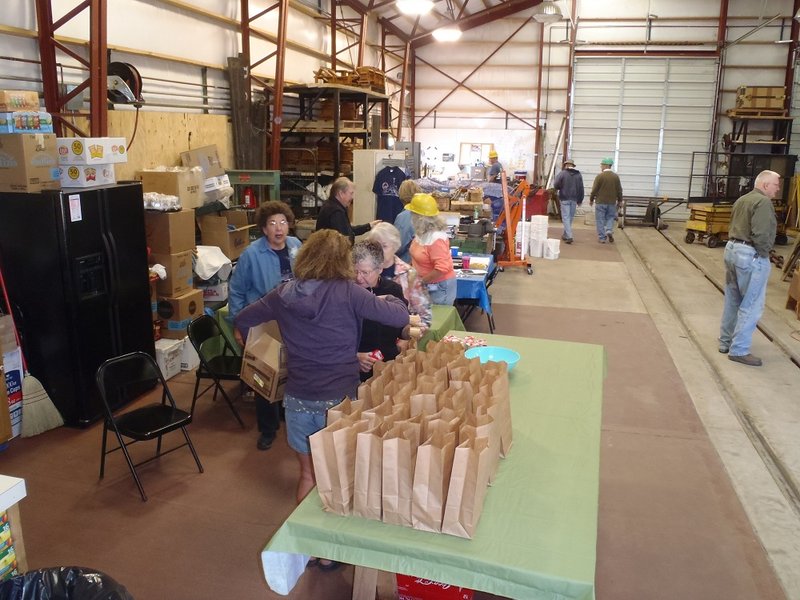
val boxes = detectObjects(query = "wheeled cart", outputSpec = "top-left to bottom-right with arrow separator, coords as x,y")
684,203 -> 732,248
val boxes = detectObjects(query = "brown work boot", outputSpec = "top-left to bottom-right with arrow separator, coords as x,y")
728,354 -> 762,367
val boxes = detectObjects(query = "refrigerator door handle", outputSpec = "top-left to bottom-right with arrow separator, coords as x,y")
101,230 -> 123,352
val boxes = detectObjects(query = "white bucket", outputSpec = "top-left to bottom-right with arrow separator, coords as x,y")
544,238 -> 560,260
529,215 -> 549,241
529,237 -> 545,258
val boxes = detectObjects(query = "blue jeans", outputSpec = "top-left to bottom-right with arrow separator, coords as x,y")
428,277 -> 457,305
560,200 -> 577,240
719,241 -> 770,356
595,203 -> 617,240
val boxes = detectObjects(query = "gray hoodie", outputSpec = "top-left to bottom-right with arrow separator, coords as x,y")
235,278 -> 409,401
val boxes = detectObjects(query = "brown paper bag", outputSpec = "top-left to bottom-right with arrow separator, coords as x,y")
411,430 -> 457,532
362,398 -> 393,428
440,384 -> 473,414
353,422 -> 385,520
309,418 -> 369,515
393,380 -> 415,407
422,407 -> 462,441
390,360 -> 417,384
326,396 -> 364,426
460,413 -> 500,484
479,367 -> 513,457
382,426 -> 416,526
441,436 -> 492,539
383,401 -> 411,430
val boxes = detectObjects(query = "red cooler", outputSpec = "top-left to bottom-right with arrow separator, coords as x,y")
396,575 -> 474,600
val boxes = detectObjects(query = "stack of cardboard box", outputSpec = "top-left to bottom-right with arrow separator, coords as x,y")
57,136 -> 127,188
0,89 -> 60,194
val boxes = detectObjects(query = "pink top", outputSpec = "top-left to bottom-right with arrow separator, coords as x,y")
409,232 -> 456,284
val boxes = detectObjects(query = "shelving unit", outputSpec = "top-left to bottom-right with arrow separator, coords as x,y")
727,115 -> 793,154
278,83 -> 391,219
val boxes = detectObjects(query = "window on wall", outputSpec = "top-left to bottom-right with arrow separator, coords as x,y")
569,57 -> 717,208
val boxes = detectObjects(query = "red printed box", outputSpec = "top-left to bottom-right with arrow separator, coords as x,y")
396,575 -> 474,600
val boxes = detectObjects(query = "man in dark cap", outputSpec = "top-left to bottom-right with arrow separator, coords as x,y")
553,158 -> 584,244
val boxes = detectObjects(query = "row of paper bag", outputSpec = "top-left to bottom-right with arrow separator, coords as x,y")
309,340 -> 513,539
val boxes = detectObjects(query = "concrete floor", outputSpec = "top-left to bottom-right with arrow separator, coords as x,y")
532,218 -> 800,598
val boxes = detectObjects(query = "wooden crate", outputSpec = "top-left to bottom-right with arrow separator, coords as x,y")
355,67 -> 386,93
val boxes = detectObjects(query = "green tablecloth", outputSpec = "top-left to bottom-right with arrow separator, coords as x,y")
417,305 -> 466,350
261,332 -> 605,600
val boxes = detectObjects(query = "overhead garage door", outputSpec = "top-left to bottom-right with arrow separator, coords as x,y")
569,57 -> 717,219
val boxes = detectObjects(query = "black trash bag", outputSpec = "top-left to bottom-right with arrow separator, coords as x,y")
0,566 -> 134,600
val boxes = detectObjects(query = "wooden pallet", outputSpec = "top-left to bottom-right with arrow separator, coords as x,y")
726,108 -> 788,118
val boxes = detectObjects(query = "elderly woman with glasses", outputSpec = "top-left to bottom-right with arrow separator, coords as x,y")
353,240 -> 410,381
366,222 -> 432,328
228,200 -> 301,452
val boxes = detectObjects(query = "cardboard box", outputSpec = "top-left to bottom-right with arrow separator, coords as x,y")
203,173 -> 232,203
736,86 -> 785,110
198,210 -> 253,261
0,133 -> 60,193
0,366 -> 11,444
0,316 -> 16,357
240,321 -> 287,402
198,280 -> 228,301
180,145 -> 225,178
0,90 -> 39,112
3,347 -> 23,438
180,337 -> 200,371
144,209 -> 196,254
59,163 -> 116,188
156,288 -> 204,339
56,137 -> 128,165
155,337 -> 184,380
0,111 -> 53,134
150,250 -> 194,296
139,168 -> 204,209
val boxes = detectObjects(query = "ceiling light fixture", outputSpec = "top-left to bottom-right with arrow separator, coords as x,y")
397,0 -> 434,16
433,25 -> 462,42
533,0 -> 563,24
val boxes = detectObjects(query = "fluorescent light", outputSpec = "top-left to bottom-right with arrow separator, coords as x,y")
432,25 -> 462,42
397,0 -> 433,15
533,1 -> 562,24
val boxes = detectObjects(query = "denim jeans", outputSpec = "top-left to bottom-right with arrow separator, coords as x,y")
594,203 -> 617,240
560,200 -> 577,240
719,241 -> 770,356
427,277 -> 457,305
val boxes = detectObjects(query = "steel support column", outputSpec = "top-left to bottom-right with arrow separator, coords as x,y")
35,0 -> 107,136
784,0 -> 800,110
534,21 -> 545,184
269,0 -> 289,170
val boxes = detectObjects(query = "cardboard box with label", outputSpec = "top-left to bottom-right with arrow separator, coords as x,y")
203,173 -> 232,203
0,365 -> 11,443
155,337 -> 183,380
157,288 -> 204,339
198,210 -> 253,261
0,111 -> 54,134
150,250 -> 194,296
0,133 -> 60,193
144,209 -> 195,254
59,163 -> 116,188
198,280 -> 228,302
56,137 -> 128,165
139,167 -> 204,209
0,90 -> 40,112
180,145 -> 225,178
240,321 -> 287,402
180,337 -> 200,371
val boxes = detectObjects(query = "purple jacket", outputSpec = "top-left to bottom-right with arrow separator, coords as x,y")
235,278 -> 409,401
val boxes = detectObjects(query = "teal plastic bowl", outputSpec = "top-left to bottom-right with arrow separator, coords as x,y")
464,346 -> 520,371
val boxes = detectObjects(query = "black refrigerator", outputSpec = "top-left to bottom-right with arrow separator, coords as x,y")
0,182 -> 155,426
